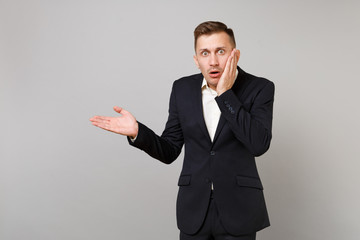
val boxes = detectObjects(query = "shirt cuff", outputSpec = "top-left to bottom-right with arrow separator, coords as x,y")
129,134 -> 138,142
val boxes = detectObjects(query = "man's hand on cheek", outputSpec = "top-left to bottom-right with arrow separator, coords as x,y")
216,49 -> 240,96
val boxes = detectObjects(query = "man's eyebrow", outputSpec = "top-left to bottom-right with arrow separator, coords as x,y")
198,47 -> 227,52
198,48 -> 209,52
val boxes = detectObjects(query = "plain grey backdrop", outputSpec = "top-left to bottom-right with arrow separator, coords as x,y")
1,0 -> 359,239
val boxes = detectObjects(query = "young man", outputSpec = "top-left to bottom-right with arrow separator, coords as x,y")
90,21 -> 274,240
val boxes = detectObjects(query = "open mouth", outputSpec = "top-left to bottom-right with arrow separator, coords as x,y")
209,70 -> 221,78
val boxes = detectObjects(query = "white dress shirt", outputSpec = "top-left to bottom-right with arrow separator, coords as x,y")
201,80 -> 221,142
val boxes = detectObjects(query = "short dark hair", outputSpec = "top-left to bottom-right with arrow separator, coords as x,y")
194,21 -> 236,50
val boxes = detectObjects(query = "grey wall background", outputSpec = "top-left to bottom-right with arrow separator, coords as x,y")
1,0 -> 359,239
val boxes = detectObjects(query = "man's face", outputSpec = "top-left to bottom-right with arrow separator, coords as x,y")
193,31 -> 238,90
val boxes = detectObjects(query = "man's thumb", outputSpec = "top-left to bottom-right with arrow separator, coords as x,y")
113,106 -> 122,114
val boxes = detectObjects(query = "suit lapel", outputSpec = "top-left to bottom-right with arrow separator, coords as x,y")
212,115 -> 226,144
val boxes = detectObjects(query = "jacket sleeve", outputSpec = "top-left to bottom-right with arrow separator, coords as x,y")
128,82 -> 184,164
215,81 -> 275,156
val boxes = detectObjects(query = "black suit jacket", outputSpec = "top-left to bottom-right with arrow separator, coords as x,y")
129,67 -> 274,235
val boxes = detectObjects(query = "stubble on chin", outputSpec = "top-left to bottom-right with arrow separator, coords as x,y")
205,77 -> 220,90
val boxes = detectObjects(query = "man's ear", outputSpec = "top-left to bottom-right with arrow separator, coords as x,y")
193,55 -> 200,69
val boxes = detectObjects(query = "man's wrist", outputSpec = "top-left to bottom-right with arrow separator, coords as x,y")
217,88 -> 228,96
129,122 -> 139,140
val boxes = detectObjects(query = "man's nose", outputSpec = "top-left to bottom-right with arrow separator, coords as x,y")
209,54 -> 219,66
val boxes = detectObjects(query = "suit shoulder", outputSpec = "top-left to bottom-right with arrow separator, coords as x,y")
172,72 -> 203,89
245,71 -> 273,85
242,71 -> 274,92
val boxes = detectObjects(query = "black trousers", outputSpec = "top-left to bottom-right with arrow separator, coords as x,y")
180,192 -> 256,240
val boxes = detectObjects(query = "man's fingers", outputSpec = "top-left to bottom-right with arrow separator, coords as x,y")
230,49 -> 239,74
92,121 -> 113,132
90,116 -> 112,124
91,119 -> 112,129
91,121 -> 104,128
91,116 -> 109,121
235,49 -> 240,63
233,49 -> 240,71
226,49 -> 235,76
223,50 -> 233,75
230,49 -> 235,73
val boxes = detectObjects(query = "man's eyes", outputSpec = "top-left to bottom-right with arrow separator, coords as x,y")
201,49 -> 225,56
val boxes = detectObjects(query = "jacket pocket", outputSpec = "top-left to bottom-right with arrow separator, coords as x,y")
236,175 -> 263,190
178,175 -> 191,186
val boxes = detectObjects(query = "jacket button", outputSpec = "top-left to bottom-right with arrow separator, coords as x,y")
231,110 -> 235,114
210,151 -> 216,156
